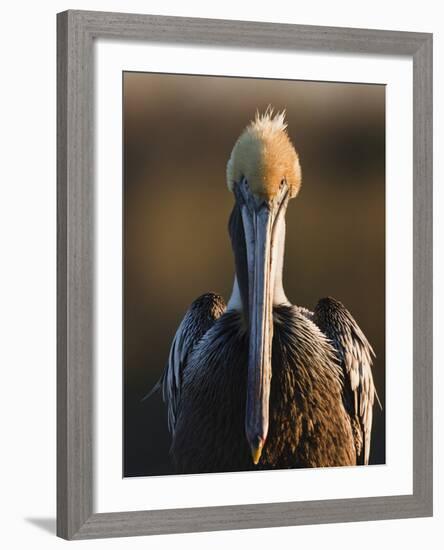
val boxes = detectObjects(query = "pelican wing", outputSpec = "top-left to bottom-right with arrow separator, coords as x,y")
313,297 -> 379,465
160,293 -> 226,434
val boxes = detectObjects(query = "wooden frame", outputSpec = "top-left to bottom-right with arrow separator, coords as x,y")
57,9 -> 433,540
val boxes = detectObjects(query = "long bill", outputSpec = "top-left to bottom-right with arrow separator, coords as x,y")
242,203 -> 276,465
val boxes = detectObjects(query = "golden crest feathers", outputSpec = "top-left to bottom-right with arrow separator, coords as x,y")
227,107 -> 302,199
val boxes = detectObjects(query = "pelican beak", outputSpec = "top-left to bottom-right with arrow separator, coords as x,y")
235,180 -> 289,465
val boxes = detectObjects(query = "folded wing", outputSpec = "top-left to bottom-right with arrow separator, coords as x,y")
313,297 -> 380,465
157,293 -> 226,434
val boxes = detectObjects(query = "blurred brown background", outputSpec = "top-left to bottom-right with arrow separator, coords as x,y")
123,72 -> 385,477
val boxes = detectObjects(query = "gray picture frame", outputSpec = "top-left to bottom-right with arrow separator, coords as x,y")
57,9 -> 433,540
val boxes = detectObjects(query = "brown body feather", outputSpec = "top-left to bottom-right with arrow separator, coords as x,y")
170,304 -> 356,474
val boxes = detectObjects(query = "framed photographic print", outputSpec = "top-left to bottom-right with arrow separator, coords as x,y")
57,10 -> 433,540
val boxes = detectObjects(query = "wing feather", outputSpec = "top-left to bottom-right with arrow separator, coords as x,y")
154,293 -> 226,434
313,297 -> 380,465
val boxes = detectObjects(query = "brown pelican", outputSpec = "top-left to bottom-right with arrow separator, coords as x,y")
148,108 -> 379,473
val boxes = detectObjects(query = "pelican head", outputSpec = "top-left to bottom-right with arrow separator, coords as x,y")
227,108 -> 301,465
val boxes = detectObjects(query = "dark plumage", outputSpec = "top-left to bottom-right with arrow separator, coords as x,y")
159,295 -> 375,473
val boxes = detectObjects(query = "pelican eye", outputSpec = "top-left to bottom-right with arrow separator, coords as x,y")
280,179 -> 286,189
